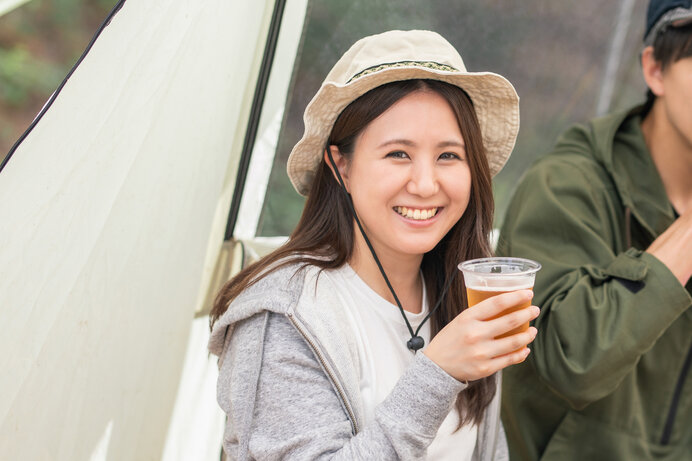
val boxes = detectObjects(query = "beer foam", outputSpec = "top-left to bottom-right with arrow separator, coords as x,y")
465,276 -> 534,291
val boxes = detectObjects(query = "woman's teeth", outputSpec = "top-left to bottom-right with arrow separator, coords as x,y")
394,206 -> 439,220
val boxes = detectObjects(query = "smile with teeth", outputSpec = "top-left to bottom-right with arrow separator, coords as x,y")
394,206 -> 439,220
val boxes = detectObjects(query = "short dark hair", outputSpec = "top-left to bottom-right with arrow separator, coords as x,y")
643,22 -> 692,114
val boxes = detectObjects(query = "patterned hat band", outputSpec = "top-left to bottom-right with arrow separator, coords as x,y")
347,61 -> 459,83
286,30 -> 520,196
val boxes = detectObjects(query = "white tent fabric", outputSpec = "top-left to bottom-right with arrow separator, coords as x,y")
0,0 -> 31,17
161,317 -> 225,461
161,2 -> 308,457
0,0 -> 278,459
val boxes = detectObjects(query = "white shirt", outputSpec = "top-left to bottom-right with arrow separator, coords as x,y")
324,264 -> 477,461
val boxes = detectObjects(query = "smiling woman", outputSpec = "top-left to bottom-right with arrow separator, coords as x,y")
208,30 -> 539,461
327,82 -> 474,265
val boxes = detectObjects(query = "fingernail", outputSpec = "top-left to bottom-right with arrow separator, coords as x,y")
532,306 -> 540,316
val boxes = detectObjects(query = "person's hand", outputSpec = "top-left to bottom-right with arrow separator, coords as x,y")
424,290 -> 539,382
646,210 -> 692,286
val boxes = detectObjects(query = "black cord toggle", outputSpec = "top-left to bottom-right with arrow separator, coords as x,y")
407,336 -> 425,351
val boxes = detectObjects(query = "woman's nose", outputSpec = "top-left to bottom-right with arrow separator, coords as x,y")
406,162 -> 439,197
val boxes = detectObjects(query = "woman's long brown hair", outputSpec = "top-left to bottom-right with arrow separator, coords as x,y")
210,79 -> 496,426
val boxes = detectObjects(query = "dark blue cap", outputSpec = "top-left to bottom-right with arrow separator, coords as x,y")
646,0 -> 692,41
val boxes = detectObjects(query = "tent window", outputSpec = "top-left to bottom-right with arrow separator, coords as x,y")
255,0 -> 647,237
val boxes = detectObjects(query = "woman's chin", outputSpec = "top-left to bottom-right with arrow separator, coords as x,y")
388,240 -> 442,258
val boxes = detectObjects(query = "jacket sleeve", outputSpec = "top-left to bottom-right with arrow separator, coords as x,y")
220,311 -> 468,460
497,147 -> 691,410
494,423 -> 509,461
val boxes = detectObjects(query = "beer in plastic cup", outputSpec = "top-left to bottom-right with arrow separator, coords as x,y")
458,257 -> 541,339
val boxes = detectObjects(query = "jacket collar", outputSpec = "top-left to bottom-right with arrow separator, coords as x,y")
589,106 -> 676,239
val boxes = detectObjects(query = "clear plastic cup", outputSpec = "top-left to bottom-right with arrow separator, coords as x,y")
458,257 -> 541,338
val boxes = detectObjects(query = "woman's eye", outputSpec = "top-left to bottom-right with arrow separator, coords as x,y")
386,151 -> 409,159
439,152 -> 462,160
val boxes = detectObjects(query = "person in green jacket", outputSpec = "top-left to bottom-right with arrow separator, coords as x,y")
497,1 -> 692,459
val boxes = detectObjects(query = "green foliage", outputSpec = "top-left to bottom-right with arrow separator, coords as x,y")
0,46 -> 63,106
0,0 -> 116,156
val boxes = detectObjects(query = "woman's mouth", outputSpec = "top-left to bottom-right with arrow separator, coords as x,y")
393,206 -> 440,220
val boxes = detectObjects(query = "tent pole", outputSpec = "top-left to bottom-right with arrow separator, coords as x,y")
224,0 -> 287,241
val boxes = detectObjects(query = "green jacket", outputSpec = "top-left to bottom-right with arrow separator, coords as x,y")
497,107 -> 692,460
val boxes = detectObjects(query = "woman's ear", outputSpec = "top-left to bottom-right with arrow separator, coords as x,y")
324,146 -> 350,192
641,46 -> 665,97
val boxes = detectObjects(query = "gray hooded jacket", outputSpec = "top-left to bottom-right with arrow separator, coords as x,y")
209,262 -> 509,460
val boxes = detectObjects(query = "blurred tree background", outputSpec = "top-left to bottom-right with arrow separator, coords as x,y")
0,0 -> 115,160
257,0 -> 648,236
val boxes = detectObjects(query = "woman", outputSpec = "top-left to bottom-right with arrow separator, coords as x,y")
209,30 -> 538,460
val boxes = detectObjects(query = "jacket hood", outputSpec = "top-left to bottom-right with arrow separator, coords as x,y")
208,260 -> 368,431
208,262 -> 306,357
559,106 -> 675,239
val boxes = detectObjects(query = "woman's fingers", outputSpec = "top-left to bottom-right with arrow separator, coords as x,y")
489,345 -> 532,370
486,327 -> 538,358
426,293 -> 541,382
463,290 -> 534,320
450,336 -> 535,381
483,305 -> 540,336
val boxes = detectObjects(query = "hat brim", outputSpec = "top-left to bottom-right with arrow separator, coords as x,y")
287,66 -> 520,196
644,7 -> 692,46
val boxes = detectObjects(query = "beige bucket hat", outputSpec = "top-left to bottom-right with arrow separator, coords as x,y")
287,29 -> 520,196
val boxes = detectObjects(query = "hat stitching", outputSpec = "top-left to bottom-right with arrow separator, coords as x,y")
347,61 -> 459,83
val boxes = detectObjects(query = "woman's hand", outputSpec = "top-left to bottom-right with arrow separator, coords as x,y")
423,290 -> 539,382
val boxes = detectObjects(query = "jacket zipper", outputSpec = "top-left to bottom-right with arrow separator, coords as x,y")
661,342 -> 692,445
287,313 -> 360,434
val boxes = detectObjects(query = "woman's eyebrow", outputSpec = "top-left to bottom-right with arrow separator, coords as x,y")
377,139 -> 416,148
437,140 -> 465,149
377,139 -> 465,149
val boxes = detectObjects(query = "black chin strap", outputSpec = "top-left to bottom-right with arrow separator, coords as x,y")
325,149 -> 455,352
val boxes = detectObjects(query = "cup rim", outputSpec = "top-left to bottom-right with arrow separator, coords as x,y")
458,257 -> 542,276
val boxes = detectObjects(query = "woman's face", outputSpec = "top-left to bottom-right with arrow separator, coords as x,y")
336,89 -> 472,262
